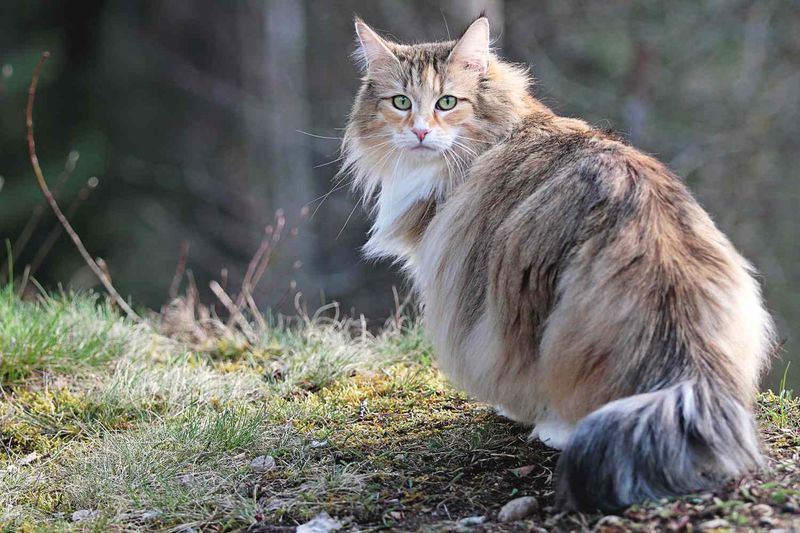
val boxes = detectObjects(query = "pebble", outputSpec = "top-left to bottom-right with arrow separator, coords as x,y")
249,455 -> 276,472
457,515 -> 485,526
594,515 -> 625,529
782,502 -> 800,514
310,440 -> 329,449
177,473 -> 196,486
498,496 -> 539,522
117,509 -> 162,522
296,511 -> 342,532
699,518 -> 729,530
752,503 -> 774,516
17,452 -> 39,466
71,509 -> 99,522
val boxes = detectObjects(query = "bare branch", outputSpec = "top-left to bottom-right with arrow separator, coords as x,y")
168,240 -> 191,300
26,52 -> 139,321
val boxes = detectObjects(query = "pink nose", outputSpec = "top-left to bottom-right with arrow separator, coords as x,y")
412,128 -> 430,142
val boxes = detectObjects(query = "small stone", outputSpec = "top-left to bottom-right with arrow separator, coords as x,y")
457,515 -> 485,526
263,499 -> 284,512
782,502 -> 800,514
177,473 -> 197,486
117,509 -> 162,522
752,503 -> 774,517
310,440 -> 329,449
249,455 -> 276,472
699,518 -> 729,530
498,496 -> 539,522
296,511 -> 342,533
17,452 -> 39,466
759,517 -> 776,527
71,509 -> 99,522
595,515 -> 625,528
141,510 -> 162,521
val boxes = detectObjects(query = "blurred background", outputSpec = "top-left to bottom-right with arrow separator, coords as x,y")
1,1 -> 797,388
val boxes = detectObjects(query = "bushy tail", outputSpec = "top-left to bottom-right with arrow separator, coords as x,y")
556,378 -> 763,511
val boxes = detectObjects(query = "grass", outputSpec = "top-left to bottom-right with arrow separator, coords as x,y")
0,284 -> 139,383
0,288 -> 798,531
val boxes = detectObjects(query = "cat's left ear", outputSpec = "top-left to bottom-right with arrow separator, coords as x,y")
449,16 -> 490,73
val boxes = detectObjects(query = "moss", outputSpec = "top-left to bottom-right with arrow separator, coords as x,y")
0,386 -> 145,458
250,364 -> 556,528
1,288 -> 798,531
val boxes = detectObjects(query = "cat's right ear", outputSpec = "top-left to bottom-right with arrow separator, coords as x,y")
353,17 -> 398,74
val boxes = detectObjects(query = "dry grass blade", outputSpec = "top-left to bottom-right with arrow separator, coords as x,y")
209,280 -> 255,341
168,240 -> 190,300
25,52 -> 139,321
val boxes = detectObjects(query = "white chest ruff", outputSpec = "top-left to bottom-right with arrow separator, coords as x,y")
363,159 -> 445,260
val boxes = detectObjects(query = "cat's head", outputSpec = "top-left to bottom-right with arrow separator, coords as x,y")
342,16 -> 532,200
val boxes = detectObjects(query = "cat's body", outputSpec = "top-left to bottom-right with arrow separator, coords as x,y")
342,16 -> 775,511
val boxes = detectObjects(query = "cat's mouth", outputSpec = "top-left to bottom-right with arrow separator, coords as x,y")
409,144 -> 439,156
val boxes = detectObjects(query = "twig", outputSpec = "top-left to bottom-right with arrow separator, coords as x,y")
209,280 -> 255,341
225,211 -> 286,328
248,212 -> 286,292
231,225 -> 274,316
168,240 -> 191,300
244,291 -> 267,331
219,268 -> 228,292
26,52 -> 139,320
27,176 -> 99,280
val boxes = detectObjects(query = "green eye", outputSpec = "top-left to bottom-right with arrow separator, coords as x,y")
392,95 -> 412,110
436,95 -> 457,111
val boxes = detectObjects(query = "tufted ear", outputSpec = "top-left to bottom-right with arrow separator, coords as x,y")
448,16 -> 490,73
354,17 -> 398,74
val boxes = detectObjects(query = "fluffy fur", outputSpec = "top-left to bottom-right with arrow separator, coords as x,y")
340,16 -> 776,511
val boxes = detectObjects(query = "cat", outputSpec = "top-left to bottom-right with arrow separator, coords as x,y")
340,15 -> 776,511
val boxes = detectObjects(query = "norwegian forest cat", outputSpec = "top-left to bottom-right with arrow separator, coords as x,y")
340,15 -> 775,511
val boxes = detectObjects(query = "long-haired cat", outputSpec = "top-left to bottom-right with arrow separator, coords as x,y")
340,15 -> 775,511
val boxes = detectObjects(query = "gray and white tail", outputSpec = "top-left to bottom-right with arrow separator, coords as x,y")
556,378 -> 763,511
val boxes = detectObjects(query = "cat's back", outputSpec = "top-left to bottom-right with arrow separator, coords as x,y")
417,112 -> 770,419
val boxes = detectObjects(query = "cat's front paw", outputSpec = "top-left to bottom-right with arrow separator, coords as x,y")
529,420 -> 574,450
495,405 -> 527,423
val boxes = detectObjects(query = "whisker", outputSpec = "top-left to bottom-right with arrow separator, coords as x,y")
451,141 -> 479,158
314,155 -> 345,168
336,200 -> 361,240
296,130 -> 342,140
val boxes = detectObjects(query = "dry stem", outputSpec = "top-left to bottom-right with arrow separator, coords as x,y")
26,52 -> 139,320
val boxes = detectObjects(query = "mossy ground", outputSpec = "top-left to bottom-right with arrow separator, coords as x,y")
0,288 -> 798,531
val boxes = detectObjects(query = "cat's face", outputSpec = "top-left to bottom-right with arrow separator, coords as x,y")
355,45 -> 486,160
342,16 -> 533,206
347,18 -> 492,170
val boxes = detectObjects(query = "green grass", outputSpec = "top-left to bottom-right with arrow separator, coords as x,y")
0,288 -> 798,531
0,285 -> 141,383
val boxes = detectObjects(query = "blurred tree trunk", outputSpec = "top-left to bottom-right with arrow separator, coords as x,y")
263,0 -> 313,215
240,0 -> 317,298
